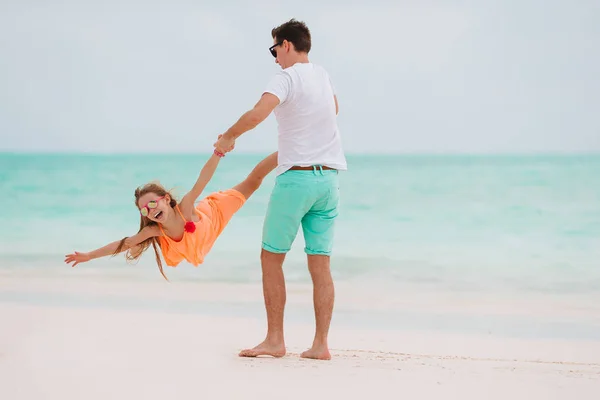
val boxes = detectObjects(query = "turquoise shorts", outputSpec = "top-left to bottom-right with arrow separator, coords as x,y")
262,167 -> 340,255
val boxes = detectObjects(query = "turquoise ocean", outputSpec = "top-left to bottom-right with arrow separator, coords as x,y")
2,152 -> 599,296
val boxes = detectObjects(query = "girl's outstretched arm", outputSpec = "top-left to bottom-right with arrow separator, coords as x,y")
65,225 -> 160,267
179,150 -> 224,215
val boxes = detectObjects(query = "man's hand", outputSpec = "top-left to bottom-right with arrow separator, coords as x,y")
214,134 -> 236,154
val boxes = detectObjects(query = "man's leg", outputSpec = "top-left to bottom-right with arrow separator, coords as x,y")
299,170 -> 339,360
239,170 -> 312,358
238,249 -> 287,357
232,152 -> 278,200
301,254 -> 334,360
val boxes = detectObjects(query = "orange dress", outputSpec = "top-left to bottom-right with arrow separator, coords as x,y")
157,189 -> 246,267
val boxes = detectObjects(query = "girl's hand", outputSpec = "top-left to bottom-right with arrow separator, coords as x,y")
64,251 -> 91,267
214,134 -> 235,154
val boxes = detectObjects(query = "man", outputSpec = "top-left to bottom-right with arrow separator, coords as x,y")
214,18 -> 347,361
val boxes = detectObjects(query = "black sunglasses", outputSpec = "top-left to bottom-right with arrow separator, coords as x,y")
269,41 -> 283,57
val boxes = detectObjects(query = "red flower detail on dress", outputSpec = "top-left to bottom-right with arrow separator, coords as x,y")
184,221 -> 196,233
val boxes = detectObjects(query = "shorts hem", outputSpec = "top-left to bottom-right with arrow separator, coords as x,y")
304,247 -> 332,256
261,242 -> 289,254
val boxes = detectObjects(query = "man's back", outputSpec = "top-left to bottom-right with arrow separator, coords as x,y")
264,63 -> 347,175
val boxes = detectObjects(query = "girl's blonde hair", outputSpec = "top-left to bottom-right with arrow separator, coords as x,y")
113,182 -> 177,281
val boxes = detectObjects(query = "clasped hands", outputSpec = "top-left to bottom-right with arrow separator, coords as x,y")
213,134 -> 236,155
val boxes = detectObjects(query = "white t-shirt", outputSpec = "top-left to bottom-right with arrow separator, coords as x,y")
264,62 -> 348,176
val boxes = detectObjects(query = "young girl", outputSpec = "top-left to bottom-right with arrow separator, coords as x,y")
64,149 -> 278,280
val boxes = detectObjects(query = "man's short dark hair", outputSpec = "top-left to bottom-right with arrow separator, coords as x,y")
271,18 -> 311,53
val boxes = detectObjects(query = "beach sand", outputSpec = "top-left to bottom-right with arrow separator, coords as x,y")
1,273 -> 599,399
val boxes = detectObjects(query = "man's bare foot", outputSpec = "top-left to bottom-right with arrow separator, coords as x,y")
239,340 -> 286,358
300,345 -> 331,360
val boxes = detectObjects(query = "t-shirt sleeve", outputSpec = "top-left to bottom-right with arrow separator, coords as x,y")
264,72 -> 292,104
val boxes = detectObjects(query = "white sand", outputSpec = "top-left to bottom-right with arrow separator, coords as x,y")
1,274 -> 599,399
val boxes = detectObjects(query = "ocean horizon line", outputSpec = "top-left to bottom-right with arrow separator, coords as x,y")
2,150 -> 600,157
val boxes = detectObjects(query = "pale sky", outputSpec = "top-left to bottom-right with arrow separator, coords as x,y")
1,0 -> 598,154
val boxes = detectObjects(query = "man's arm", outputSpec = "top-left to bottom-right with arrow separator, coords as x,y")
222,93 -> 280,141
334,95 -> 339,115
